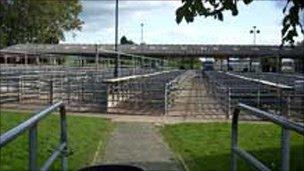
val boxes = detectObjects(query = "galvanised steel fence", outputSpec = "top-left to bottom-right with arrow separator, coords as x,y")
0,65 -> 163,112
0,101 -> 68,171
204,71 -> 304,121
103,70 -> 183,115
231,103 -> 304,171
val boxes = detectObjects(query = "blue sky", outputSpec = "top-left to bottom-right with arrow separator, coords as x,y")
62,0 -> 304,45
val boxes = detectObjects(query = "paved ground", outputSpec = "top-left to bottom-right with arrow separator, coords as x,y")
97,122 -> 185,171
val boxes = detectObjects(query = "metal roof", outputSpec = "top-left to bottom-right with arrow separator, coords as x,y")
1,43 -> 303,58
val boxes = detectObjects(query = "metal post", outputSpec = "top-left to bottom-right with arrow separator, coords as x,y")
231,108 -> 240,171
67,78 -> 70,104
4,55 -> 7,65
141,23 -> 144,44
281,128 -> 290,171
249,57 -> 252,72
25,53 -> 28,66
29,124 -> 38,171
36,57 -> 40,65
228,88 -> 231,119
60,105 -> 68,171
49,78 -> 53,104
132,56 -> 136,75
114,0 -> 120,77
257,83 -> 261,107
281,94 -> 290,171
227,57 -> 230,71
95,44 -> 99,70
165,83 -> 168,115
250,26 -> 260,45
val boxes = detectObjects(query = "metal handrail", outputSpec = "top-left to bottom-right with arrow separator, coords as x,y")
0,101 -> 68,171
231,102 -> 304,171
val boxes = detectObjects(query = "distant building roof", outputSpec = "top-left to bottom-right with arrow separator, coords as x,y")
1,43 -> 302,58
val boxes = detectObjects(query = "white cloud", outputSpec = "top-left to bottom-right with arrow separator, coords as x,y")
63,0 -> 303,45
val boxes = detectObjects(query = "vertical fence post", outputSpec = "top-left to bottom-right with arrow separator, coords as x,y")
231,108 -> 240,171
18,76 -> 22,102
25,53 -> 28,66
164,83 -> 168,115
257,85 -> 261,107
49,78 -> 53,104
228,88 -> 231,119
95,44 -> 99,70
281,94 -> 290,171
29,124 -> 38,171
81,74 -> 85,102
281,127 -> 290,171
67,77 -> 70,104
60,105 -> 68,171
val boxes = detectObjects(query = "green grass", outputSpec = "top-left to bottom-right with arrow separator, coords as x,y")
0,110 -> 114,171
160,122 -> 304,171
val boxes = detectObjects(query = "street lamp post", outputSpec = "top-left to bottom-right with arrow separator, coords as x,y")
140,23 -> 144,44
250,26 -> 260,45
249,26 -> 260,72
114,0 -> 120,77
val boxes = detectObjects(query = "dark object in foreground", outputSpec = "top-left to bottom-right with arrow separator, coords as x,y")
78,165 -> 145,171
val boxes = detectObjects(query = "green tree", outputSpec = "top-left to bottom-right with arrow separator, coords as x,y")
176,0 -> 304,45
120,35 -> 135,45
0,0 -> 83,48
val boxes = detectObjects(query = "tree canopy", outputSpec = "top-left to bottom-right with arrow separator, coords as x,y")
0,0 -> 83,48
120,36 -> 135,45
176,0 -> 304,45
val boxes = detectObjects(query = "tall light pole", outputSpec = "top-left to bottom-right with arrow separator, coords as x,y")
250,26 -> 260,45
140,23 -> 144,44
114,0 -> 119,77
249,26 -> 260,72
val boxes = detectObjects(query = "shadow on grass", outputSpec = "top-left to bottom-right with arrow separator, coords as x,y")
185,145 -> 303,171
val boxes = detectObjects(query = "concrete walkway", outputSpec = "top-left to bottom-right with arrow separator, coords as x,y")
98,122 -> 184,171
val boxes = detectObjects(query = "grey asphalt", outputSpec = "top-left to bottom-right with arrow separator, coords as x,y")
99,122 -> 185,171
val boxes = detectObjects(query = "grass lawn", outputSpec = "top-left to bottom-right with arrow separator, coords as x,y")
161,122 -> 304,171
0,110 -> 114,171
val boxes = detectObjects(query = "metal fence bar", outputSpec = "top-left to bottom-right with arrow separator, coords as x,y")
41,142 -> 66,171
234,148 -> 271,171
281,128 -> 290,171
231,102 -> 304,171
29,124 -> 38,171
0,101 -> 67,171
238,103 -> 304,135
60,105 -> 68,171
0,101 -> 62,147
231,108 -> 239,171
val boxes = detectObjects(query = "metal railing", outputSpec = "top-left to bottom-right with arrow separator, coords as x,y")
0,101 -> 68,171
231,103 -> 304,171
103,70 -> 181,115
0,65 -> 164,112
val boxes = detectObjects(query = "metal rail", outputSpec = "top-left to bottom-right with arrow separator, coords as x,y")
0,101 -> 68,171
103,70 -> 181,115
231,103 -> 304,171
205,71 -> 304,121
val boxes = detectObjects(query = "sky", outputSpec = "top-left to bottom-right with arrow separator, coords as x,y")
62,0 -> 304,45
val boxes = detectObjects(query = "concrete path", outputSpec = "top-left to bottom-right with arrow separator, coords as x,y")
98,122 -> 184,171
